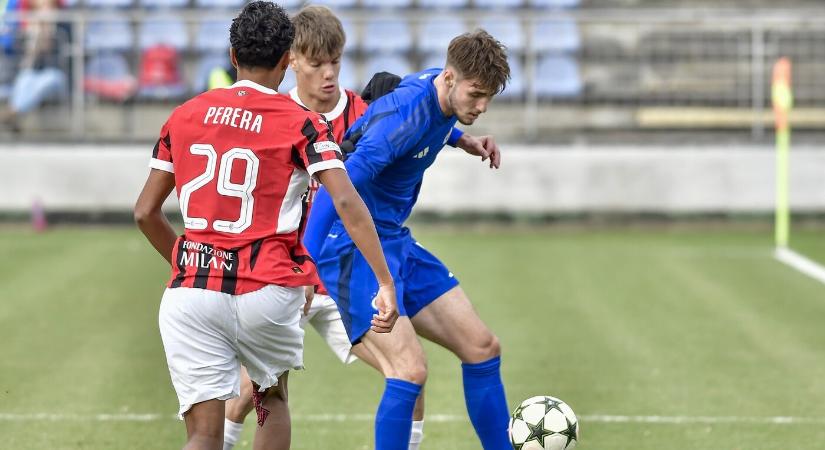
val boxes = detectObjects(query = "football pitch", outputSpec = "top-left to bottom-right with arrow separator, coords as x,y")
2,225 -> 825,450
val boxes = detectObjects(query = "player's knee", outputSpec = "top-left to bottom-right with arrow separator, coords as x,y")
396,361 -> 428,386
467,332 -> 501,362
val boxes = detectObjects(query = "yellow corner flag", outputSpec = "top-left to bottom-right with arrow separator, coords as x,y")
773,57 -> 793,248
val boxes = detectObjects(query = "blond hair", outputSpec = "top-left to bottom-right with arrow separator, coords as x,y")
291,5 -> 346,60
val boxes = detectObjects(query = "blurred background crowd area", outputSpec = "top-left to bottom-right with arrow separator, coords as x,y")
1,0 -> 824,142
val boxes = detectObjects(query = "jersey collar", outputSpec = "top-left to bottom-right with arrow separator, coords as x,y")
289,87 -> 348,121
229,79 -> 278,95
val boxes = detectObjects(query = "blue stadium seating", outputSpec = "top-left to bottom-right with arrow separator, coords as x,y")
84,0 -> 134,8
535,54 -> 581,98
419,52 -> 446,71
418,18 -> 467,54
340,17 -> 358,53
364,53 -> 413,88
532,16 -> 580,54
339,57 -> 359,91
194,20 -> 231,53
479,17 -> 525,53
85,16 -> 134,52
474,0 -> 523,10
498,54 -> 524,99
138,15 -> 188,51
85,52 -> 137,101
362,17 -> 412,54
361,0 -> 413,10
278,67 -> 296,94
530,0 -> 579,8
417,0 -> 469,9
193,53 -> 229,93
140,0 -> 188,8
194,0 -> 243,8
309,0 -> 359,9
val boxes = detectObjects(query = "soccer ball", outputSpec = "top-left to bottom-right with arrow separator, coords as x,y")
509,396 -> 579,450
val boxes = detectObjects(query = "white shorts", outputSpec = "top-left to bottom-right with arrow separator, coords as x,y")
158,285 -> 305,417
301,294 -> 357,364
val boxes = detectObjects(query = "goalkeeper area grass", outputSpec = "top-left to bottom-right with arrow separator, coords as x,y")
1,226 -> 825,449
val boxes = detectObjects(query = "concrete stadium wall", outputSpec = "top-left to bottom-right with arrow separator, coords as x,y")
1,144 -> 823,214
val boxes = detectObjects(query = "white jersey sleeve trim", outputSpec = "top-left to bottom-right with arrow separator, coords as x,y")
149,158 -> 174,173
307,158 -> 345,177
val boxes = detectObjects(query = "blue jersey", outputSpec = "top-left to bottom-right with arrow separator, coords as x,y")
342,68 -> 461,234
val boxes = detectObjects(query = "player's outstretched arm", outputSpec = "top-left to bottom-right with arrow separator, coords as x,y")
456,133 -> 501,169
134,169 -> 177,265
315,167 -> 399,333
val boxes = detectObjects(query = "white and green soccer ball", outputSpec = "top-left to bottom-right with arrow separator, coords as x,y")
508,396 -> 579,450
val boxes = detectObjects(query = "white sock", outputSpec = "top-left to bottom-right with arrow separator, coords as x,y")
409,420 -> 425,450
223,418 -> 244,450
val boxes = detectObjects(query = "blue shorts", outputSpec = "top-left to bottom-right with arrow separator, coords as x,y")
316,225 -> 459,344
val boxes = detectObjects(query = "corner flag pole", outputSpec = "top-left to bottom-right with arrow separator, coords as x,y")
773,58 -> 792,249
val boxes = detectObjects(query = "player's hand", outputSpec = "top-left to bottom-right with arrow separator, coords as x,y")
457,133 -> 501,169
371,283 -> 399,333
302,286 -> 314,316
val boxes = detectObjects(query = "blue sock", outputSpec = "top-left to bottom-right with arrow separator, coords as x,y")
462,356 -> 511,450
375,378 -> 422,450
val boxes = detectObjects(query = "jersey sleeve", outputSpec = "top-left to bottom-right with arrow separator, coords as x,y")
295,114 -> 346,177
149,118 -> 174,173
344,108 -> 421,181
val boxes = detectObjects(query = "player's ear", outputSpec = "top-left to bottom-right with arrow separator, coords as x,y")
229,48 -> 238,70
443,68 -> 455,89
278,50 -> 291,71
289,51 -> 297,70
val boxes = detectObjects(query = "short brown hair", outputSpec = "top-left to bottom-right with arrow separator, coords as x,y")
291,5 -> 345,60
446,29 -> 510,95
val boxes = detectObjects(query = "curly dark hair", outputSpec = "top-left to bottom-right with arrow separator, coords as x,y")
230,1 -> 294,70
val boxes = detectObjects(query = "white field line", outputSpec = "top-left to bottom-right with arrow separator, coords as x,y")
775,246 -> 825,285
0,412 -> 823,425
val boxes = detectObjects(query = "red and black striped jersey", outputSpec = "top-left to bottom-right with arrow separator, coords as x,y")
149,79 -> 345,295
289,87 -> 368,295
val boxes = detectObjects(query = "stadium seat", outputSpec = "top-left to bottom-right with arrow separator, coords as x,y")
339,57 -> 358,91
362,17 -> 412,54
138,15 -> 188,51
532,16 -> 580,54
361,0 -> 413,9
278,67 -> 296,94
193,53 -> 230,93
478,17 -> 525,54
194,19 -> 231,53
473,0 -> 523,11
309,0 -> 359,9
340,18 -> 358,53
530,0 -> 579,7
419,52 -> 446,71
138,45 -> 188,99
85,16 -> 134,53
140,0 -> 188,8
84,0 -> 133,8
418,18 -> 467,55
364,53 -> 413,89
498,54 -> 524,99
535,54 -> 582,98
84,52 -> 137,101
194,0 -> 244,8
417,0 -> 469,10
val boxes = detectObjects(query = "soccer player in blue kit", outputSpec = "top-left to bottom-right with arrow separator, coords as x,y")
304,30 -> 511,450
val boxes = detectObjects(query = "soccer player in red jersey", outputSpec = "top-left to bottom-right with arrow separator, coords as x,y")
134,3 -> 397,449
222,7 -> 427,450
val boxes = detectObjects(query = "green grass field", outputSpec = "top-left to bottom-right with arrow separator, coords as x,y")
2,225 -> 825,449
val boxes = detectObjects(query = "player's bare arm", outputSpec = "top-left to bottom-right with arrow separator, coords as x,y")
456,133 -> 501,169
134,168 -> 177,265
315,167 -> 399,332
